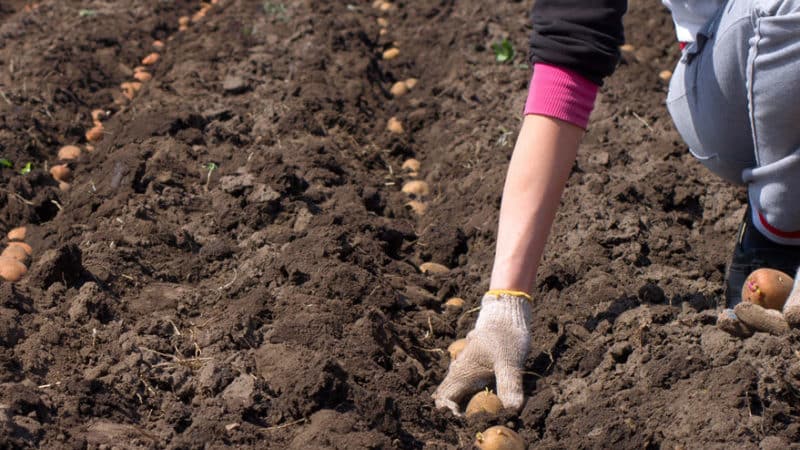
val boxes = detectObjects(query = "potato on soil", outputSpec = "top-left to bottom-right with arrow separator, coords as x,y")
419,261 -> 449,274
466,390 -> 503,417
404,78 -> 418,89
447,338 -> 467,359
0,256 -> 27,282
50,164 -> 72,183
377,17 -> 388,27
2,245 -> 28,263
475,426 -> 525,450
401,158 -> 420,172
659,70 -> 672,81
387,117 -> 404,134
444,297 -> 464,310
133,71 -> 152,82
8,242 -> 32,256
91,109 -> 107,123
7,227 -> 26,241
383,47 -> 400,60
142,52 -> 160,65
620,44 -> 635,52
390,81 -> 408,97
401,180 -> 430,196
86,124 -> 104,142
152,40 -> 165,50
405,200 -> 426,215
742,268 -> 793,310
121,81 -> 143,100
58,145 -> 81,160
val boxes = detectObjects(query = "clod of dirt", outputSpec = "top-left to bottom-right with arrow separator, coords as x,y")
223,75 -> 249,94
219,171 -> 255,194
67,282 -> 108,323
178,16 -> 190,30
57,145 -> 81,160
401,180 -> 429,196
152,40 -> 165,50
28,244 -> 83,289
141,52 -> 160,65
387,116 -> 404,134
7,227 -> 26,241
448,338 -> 466,359
49,164 -> 71,183
419,261 -> 449,274
255,343 -> 348,418
247,184 -> 281,203
466,390 -> 503,417
0,257 -> 26,282
0,308 -> 23,346
82,421 -> 156,447
383,47 -> 400,60
221,374 -> 256,411
289,409 -> 392,449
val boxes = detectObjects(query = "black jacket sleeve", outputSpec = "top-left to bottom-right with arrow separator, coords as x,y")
529,0 -> 627,85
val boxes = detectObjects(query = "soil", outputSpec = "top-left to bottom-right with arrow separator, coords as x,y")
1,0 -> 799,449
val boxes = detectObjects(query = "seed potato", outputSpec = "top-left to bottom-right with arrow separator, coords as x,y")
0,256 -> 26,282
475,426 -> 524,450
742,268 -> 794,310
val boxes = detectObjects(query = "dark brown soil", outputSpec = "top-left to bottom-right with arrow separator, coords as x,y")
1,0 -> 799,448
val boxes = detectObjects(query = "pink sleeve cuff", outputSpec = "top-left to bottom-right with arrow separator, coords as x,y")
524,63 -> 599,129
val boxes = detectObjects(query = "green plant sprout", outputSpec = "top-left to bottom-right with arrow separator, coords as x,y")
203,162 -> 218,191
491,38 -> 515,63
19,162 -> 32,175
0,158 -> 12,168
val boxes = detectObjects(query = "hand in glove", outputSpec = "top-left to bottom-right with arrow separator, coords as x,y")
718,267 -> 800,337
432,290 -> 532,415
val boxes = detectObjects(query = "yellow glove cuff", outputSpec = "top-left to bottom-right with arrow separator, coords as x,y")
486,289 -> 532,302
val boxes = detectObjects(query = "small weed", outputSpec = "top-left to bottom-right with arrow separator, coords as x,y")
19,162 -> 32,175
262,1 -> 288,21
203,162 -> 218,191
0,158 -> 12,168
491,38 -> 515,63
78,9 -> 96,17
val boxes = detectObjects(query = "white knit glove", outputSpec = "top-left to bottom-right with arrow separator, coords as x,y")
432,291 -> 532,415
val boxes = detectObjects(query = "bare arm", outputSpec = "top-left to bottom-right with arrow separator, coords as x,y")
489,114 -> 584,294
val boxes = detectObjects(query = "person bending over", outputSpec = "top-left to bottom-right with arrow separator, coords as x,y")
433,0 -> 800,415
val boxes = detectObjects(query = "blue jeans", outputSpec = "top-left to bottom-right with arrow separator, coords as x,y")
667,0 -> 800,242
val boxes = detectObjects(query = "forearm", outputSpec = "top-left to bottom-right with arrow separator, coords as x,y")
489,114 -> 584,294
